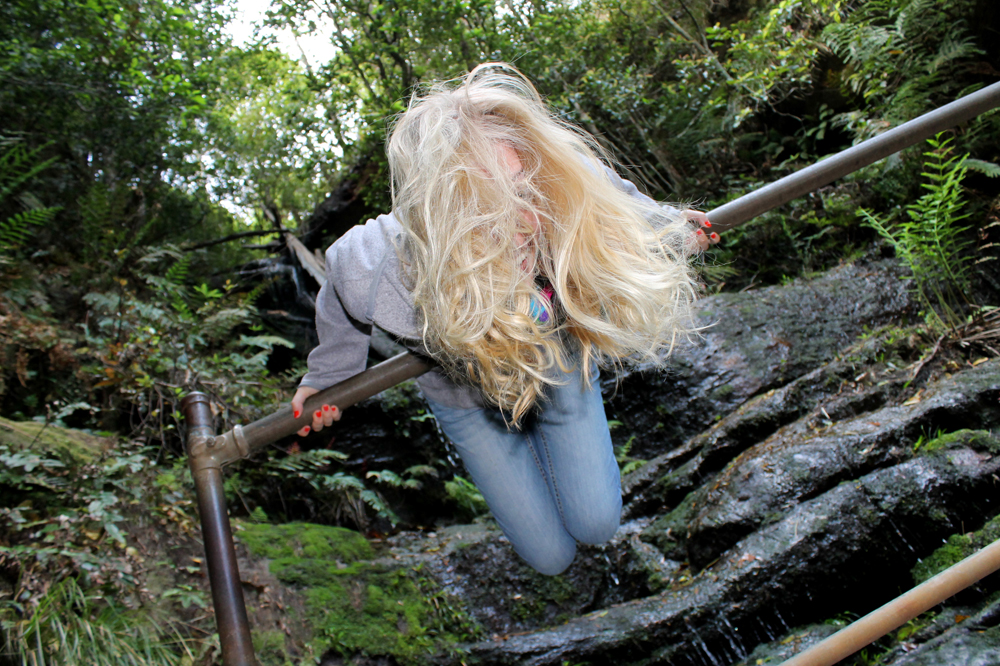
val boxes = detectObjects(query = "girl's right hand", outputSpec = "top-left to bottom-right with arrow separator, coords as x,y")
290,386 -> 341,437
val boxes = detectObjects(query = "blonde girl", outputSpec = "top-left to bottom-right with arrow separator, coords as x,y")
292,63 -> 718,574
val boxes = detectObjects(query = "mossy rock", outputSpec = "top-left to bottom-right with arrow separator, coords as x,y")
920,429 -> 1000,456
238,522 -> 373,563
912,513 -> 1000,585
238,522 -> 479,663
0,416 -> 108,464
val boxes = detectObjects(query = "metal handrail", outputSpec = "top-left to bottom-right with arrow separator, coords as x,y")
778,538 -> 1000,666
182,80 -> 1000,666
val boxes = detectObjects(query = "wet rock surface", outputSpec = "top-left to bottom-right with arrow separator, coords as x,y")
233,260 -> 1000,666
438,430 -> 1000,665
646,362 -> 1000,567
606,258 -> 914,461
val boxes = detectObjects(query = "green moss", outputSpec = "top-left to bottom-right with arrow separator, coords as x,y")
0,416 -> 107,464
239,522 -> 373,562
509,573 -> 578,623
912,514 -> 1000,585
238,522 -> 479,663
709,384 -> 735,401
253,630 -> 293,666
921,429 -> 1000,455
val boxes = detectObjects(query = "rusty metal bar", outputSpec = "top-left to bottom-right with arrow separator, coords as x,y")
181,393 -> 258,666
708,80 -> 1000,231
196,352 -> 432,472
778,537 -> 1000,666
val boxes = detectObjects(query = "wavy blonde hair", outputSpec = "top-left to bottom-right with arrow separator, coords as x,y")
388,63 -> 699,423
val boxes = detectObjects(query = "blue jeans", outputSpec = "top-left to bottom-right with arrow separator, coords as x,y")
427,364 -> 622,575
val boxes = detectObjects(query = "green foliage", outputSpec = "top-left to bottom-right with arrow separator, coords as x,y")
229,448 -> 405,529
1,577 -> 192,666
859,134 -> 990,328
911,511 -> 1000,585
824,0 -> 982,130
0,424 -> 223,662
238,522 -> 481,661
0,142 -> 60,262
615,435 -> 647,476
444,475 -> 489,521
75,243 -> 293,440
708,0 -> 844,127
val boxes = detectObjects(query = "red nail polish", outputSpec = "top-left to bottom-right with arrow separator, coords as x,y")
314,410 -> 322,418
704,221 -> 712,227
711,233 -> 719,240
293,410 -> 300,419
303,426 -> 310,434
323,405 -> 330,412
696,229 -> 703,235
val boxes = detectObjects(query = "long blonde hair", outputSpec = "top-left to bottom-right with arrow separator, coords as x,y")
388,63 -> 699,423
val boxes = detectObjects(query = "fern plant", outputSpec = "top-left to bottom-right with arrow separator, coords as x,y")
0,142 -> 61,262
823,0 -> 982,136
859,134 -> 990,328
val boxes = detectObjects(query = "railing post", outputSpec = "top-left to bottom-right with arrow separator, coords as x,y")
182,393 -> 258,666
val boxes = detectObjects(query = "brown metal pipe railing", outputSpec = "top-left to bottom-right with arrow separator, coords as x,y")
778,537 -> 1000,666
708,80 -> 1000,231
182,80 -> 1000,666
180,393 -> 258,666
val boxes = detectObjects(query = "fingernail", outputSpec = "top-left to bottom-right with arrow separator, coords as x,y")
711,233 -> 719,240
303,426 -> 310,434
314,410 -> 322,418
696,229 -> 703,235
323,405 -> 331,412
332,406 -> 339,413
704,221 -> 712,227
293,410 -> 300,419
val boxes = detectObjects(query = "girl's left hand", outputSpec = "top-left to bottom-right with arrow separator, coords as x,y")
685,210 -> 720,253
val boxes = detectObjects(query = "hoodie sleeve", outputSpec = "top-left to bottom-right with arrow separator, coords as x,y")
602,164 -> 681,215
298,247 -> 372,391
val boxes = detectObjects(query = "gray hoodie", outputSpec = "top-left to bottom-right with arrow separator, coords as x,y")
298,167 -> 660,408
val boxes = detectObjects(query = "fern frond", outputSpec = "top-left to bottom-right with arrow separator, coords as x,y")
0,206 -> 59,251
238,334 -> 296,350
963,159 -> 1000,178
165,256 -> 190,287
0,142 -> 57,204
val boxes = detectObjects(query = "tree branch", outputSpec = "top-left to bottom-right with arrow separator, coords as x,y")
182,229 -> 283,252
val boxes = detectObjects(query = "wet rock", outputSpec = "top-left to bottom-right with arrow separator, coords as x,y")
621,329 -> 916,520
732,623 -> 840,665
739,598 -> 1000,666
735,513 -> 1000,666
642,361 -> 1000,568
606,259 -> 914,461
439,432 -> 1000,665
885,597 -> 1000,665
385,519 -> 661,637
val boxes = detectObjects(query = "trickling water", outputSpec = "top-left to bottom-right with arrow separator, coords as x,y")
720,617 -> 748,658
888,518 -> 917,553
690,627 -> 724,666
603,553 -> 619,585
774,608 -> 790,632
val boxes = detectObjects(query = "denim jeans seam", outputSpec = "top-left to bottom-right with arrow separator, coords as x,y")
524,429 -> 549,485
536,427 -> 566,523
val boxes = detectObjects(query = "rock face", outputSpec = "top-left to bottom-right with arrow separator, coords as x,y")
228,259 -> 1000,666
435,410 -> 1000,664
605,258 -> 914,461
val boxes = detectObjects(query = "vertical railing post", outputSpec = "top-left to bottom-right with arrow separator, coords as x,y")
181,393 -> 258,666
